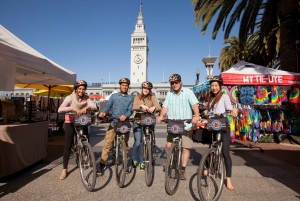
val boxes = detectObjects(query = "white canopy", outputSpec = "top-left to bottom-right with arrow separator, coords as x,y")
221,61 -> 300,86
105,90 -> 118,100
0,25 -> 76,90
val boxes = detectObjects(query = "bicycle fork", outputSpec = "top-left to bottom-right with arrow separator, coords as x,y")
171,138 -> 182,169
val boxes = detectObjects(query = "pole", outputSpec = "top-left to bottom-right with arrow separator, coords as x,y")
109,72 -> 110,83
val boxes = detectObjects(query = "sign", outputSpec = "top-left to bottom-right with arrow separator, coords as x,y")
222,73 -> 300,86
90,82 -> 117,86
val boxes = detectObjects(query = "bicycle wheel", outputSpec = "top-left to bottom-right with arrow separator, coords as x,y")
197,148 -> 225,201
145,138 -> 153,187
78,141 -> 97,192
165,143 -> 181,195
115,138 -> 127,188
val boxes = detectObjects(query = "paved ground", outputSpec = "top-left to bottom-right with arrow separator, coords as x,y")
1,123 -> 300,201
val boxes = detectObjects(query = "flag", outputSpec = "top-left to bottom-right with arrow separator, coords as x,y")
140,2 -> 143,8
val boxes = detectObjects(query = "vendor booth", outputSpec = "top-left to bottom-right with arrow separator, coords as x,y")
0,25 -> 76,178
193,61 -> 300,144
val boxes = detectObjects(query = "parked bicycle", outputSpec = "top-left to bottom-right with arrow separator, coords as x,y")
197,112 -> 229,201
66,112 -> 97,192
163,119 -> 192,195
134,111 -> 157,187
105,117 -> 134,188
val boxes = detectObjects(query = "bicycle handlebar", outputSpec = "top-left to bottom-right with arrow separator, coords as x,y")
163,119 -> 192,123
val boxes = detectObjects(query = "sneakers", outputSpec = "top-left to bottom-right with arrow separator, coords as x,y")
96,163 -> 106,176
132,160 -> 138,169
140,162 -> 145,171
59,169 -> 67,180
180,170 -> 187,180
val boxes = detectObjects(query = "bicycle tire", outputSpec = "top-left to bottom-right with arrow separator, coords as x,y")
115,139 -> 127,188
78,141 -> 97,192
165,143 -> 181,195
145,138 -> 153,187
197,148 -> 225,201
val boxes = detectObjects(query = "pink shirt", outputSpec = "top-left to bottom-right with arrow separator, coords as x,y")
58,95 -> 97,123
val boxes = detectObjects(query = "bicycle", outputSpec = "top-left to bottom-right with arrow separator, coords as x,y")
66,112 -> 97,192
163,119 -> 192,195
134,111 -> 157,187
106,117 -> 134,188
197,112 -> 229,201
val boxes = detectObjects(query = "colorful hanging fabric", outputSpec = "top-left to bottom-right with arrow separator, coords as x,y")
229,86 -> 238,104
289,86 -> 300,103
222,86 -> 229,95
271,86 -> 280,103
239,86 -> 255,105
256,86 -> 269,104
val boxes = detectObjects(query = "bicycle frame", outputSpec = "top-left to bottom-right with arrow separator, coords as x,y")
141,126 -> 156,160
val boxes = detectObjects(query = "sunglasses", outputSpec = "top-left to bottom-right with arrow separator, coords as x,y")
171,82 -> 179,85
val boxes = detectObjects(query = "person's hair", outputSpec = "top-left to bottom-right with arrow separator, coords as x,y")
139,88 -> 152,100
207,81 -> 223,111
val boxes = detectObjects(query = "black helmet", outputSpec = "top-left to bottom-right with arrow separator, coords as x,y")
141,81 -> 153,89
209,76 -> 223,85
74,80 -> 87,90
169,74 -> 181,82
119,78 -> 130,85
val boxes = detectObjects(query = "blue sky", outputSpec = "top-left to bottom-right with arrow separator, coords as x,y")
2,0 -> 237,85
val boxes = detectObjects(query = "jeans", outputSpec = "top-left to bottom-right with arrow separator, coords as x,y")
131,122 -> 144,163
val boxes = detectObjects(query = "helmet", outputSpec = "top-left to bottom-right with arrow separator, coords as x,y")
209,76 -> 223,85
74,80 -> 87,90
169,74 -> 181,82
119,78 -> 130,85
141,81 -> 153,89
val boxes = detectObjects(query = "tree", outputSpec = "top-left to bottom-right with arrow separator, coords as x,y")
219,36 -> 255,71
193,0 -> 299,72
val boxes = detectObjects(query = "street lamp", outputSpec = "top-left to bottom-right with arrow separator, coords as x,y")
195,69 -> 200,85
202,56 -> 217,80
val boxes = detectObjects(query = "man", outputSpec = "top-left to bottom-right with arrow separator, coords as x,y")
97,78 -> 134,175
157,73 -> 199,180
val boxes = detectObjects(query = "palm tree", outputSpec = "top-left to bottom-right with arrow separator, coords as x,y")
193,0 -> 299,72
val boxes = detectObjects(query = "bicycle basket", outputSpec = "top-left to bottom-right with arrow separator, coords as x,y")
115,121 -> 132,135
139,113 -> 156,126
167,121 -> 184,135
74,114 -> 91,127
206,117 -> 228,132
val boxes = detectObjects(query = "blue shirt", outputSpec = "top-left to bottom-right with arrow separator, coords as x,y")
163,87 -> 199,130
102,92 -> 134,126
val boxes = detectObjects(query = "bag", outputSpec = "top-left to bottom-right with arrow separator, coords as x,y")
206,117 -> 228,132
192,128 -> 209,143
115,121 -> 132,135
167,121 -> 184,135
140,114 -> 156,126
74,114 -> 91,127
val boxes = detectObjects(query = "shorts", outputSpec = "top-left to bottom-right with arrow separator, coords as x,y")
167,130 -> 193,149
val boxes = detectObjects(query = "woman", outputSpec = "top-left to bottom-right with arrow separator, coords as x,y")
131,81 -> 161,170
58,80 -> 97,180
203,76 -> 237,191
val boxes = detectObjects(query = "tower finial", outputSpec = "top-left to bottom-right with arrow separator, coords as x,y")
140,1 -> 143,12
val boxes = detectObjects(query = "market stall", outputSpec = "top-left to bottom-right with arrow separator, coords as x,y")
221,61 -> 300,142
0,25 -> 76,178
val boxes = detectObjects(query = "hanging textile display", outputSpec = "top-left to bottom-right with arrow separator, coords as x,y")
256,86 -> 269,104
271,86 -> 289,103
229,86 -> 238,104
289,86 -> 300,103
239,86 -> 255,105
222,86 -> 229,95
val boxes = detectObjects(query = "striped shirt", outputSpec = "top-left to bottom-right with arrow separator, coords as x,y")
163,87 -> 199,130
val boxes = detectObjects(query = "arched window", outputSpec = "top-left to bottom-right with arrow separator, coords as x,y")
90,92 -> 94,95
16,93 -> 19,96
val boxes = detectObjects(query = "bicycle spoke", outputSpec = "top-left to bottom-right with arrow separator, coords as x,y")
79,141 -> 96,192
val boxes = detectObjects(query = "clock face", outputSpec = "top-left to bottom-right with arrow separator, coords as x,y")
134,54 -> 144,64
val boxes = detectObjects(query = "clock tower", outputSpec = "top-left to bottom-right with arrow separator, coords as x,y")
131,11 -> 148,83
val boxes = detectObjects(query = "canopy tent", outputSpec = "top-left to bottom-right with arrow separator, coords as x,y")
193,81 -> 210,93
105,90 -> 118,100
0,25 -> 76,91
89,94 -> 105,99
221,61 -> 300,86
